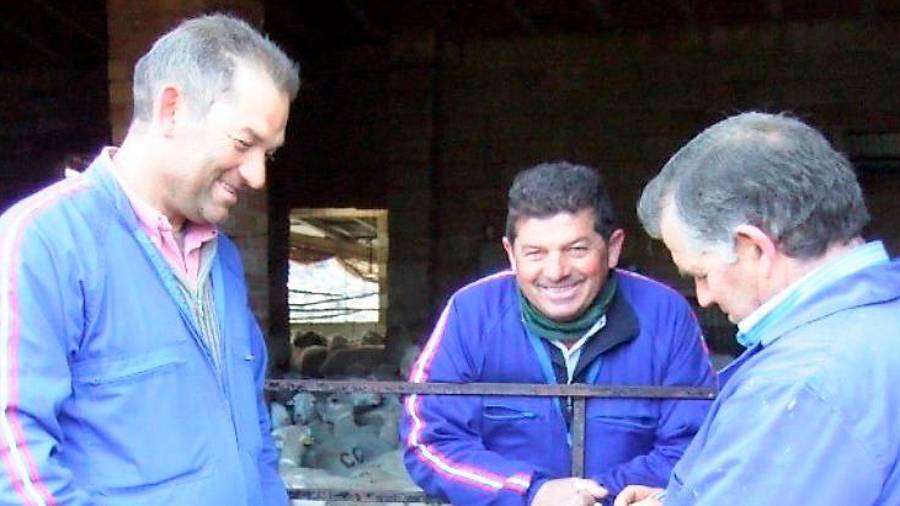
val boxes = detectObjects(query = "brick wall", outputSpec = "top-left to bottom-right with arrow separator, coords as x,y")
279,18 -> 900,352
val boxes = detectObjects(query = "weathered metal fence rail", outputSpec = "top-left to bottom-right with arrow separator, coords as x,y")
266,379 -> 716,504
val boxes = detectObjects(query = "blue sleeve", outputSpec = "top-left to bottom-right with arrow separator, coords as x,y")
249,317 -> 289,506
525,475 -> 550,505
595,299 -> 715,496
666,381 -> 881,505
400,300 -> 539,506
0,220 -> 92,504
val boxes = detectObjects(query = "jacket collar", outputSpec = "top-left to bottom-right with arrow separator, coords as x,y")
758,246 -> 895,348
83,148 -> 142,233
569,280 -> 640,381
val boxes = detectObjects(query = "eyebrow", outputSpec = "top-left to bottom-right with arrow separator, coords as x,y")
239,127 -> 284,150
674,260 -> 696,277
238,127 -> 262,143
678,266 -> 708,279
518,237 -> 592,250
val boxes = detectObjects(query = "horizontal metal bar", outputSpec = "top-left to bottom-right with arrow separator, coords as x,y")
266,379 -> 716,399
287,488 -> 444,503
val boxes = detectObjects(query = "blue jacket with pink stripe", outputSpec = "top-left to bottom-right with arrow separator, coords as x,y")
0,159 -> 286,505
401,270 -> 714,505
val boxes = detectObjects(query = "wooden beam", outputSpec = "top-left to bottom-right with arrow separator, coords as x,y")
583,0 -> 614,28
291,232 -> 385,263
291,208 -> 387,219
860,0 -> 879,16
33,0 -> 103,47
503,0 -> 537,34
675,0 -> 697,27
342,0 -> 388,41
352,218 -> 378,236
766,0 -> 784,20
0,20 -> 60,61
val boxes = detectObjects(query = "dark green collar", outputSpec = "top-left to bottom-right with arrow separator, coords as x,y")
519,271 -> 618,342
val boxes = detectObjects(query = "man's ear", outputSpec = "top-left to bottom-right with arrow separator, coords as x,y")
605,229 -> 625,270
502,236 -> 516,273
153,84 -> 184,137
733,224 -> 778,278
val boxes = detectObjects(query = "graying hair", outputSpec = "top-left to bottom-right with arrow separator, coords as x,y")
637,112 -> 869,259
131,13 -> 300,123
506,161 -> 617,242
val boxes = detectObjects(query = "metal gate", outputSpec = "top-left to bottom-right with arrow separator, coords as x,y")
266,379 -> 715,503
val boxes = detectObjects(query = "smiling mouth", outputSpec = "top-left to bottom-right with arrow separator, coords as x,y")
214,180 -> 240,205
218,181 -> 237,195
537,281 -> 583,299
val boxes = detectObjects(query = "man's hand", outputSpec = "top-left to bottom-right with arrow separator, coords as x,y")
613,485 -> 664,506
532,477 -> 608,506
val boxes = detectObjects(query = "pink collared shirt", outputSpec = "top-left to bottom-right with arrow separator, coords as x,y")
103,148 -> 218,290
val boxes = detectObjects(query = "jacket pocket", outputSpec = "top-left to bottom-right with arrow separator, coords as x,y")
587,399 -> 658,431
229,343 -> 264,455
585,400 -> 659,470
71,340 -> 187,384
667,470 -> 685,498
589,415 -> 657,431
483,403 -> 540,421
70,340 -> 214,493
480,397 -> 551,460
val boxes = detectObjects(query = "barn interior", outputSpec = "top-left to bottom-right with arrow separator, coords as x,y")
2,0 -> 899,501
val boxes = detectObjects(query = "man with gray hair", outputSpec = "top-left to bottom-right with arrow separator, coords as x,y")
402,162 -> 714,506
616,112 -> 900,505
0,14 -> 298,505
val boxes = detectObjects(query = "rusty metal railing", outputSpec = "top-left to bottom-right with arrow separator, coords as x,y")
266,379 -> 715,503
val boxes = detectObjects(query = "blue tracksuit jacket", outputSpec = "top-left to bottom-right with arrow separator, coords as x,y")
401,270 -> 714,505
0,158 -> 287,505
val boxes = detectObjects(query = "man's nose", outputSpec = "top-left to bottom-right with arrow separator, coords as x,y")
239,150 -> 267,190
695,280 -> 713,308
543,252 -> 570,280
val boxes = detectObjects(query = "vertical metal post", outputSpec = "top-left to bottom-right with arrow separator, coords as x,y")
571,397 -> 586,477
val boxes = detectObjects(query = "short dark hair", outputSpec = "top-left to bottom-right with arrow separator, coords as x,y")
505,161 -> 617,242
638,112 -> 869,259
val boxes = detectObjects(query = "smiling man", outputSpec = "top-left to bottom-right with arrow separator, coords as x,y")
616,112 -> 900,506
401,162 -> 715,506
0,14 -> 298,506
